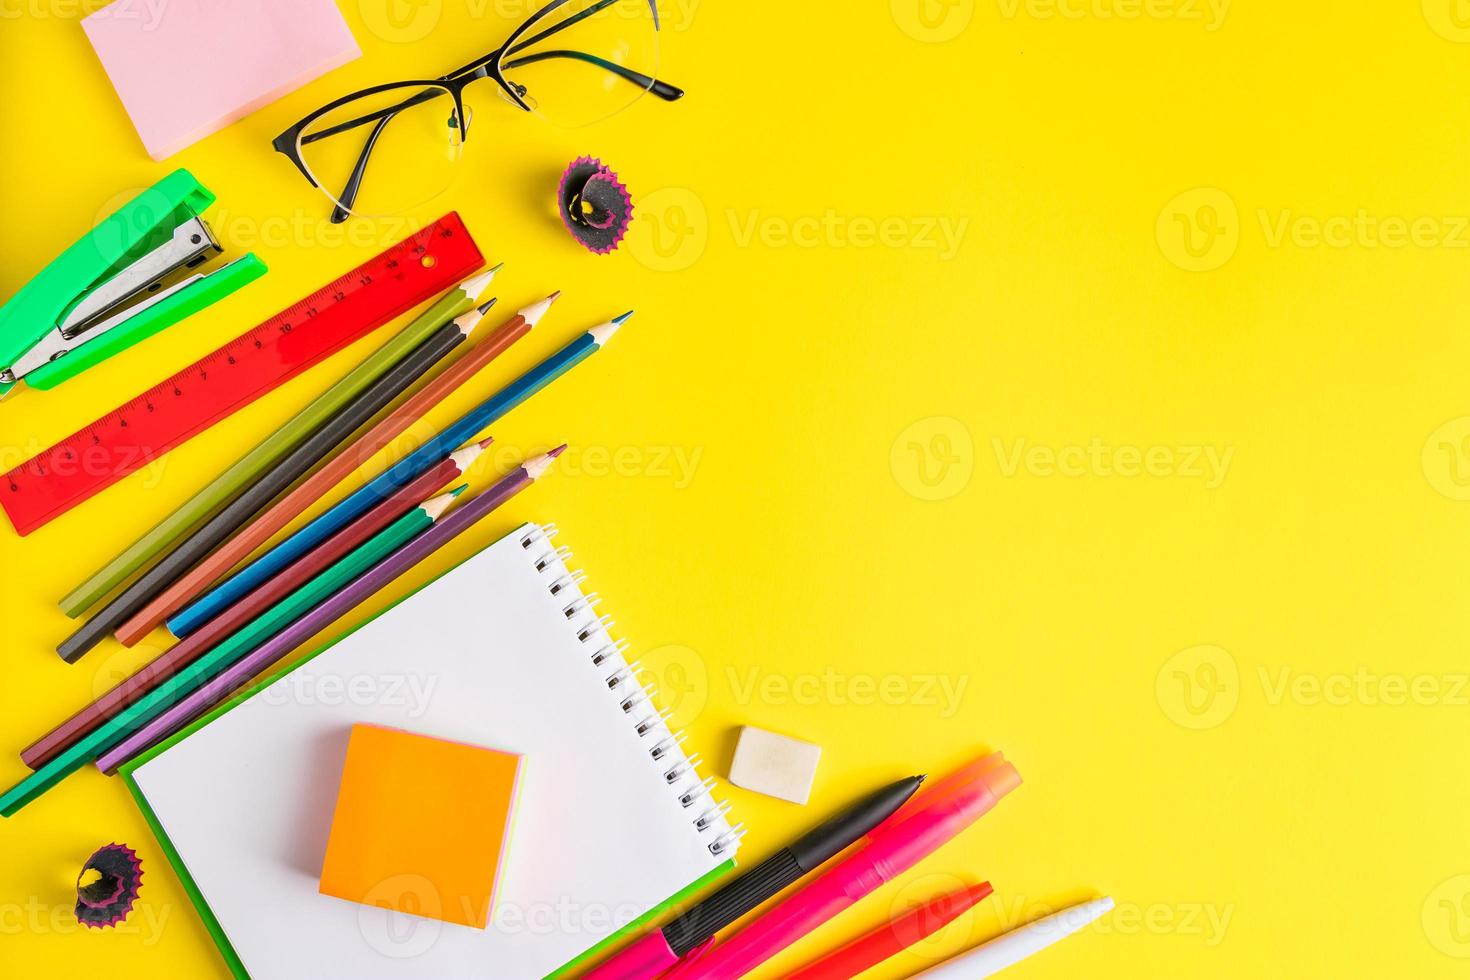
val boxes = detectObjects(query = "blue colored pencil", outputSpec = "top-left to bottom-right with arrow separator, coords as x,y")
167,309 -> 628,637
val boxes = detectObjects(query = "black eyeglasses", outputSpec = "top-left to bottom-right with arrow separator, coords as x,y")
273,0 -> 682,222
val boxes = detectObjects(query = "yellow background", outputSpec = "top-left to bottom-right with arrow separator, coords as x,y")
5,1 -> 1470,977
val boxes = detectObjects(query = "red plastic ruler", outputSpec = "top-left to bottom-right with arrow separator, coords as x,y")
1,213 -> 483,536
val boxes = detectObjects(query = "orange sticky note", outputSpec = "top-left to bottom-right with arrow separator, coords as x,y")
319,724 -> 523,929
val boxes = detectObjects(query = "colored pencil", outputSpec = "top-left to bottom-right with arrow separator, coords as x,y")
54,299 -> 496,664
0,482 -> 478,817
171,307 -> 624,638
95,448 -> 564,777
784,882 -> 995,980
113,295 -> 549,645
59,267 -> 499,619
21,442 -> 488,770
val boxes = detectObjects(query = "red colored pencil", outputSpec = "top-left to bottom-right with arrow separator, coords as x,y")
783,882 -> 995,980
20,440 -> 490,770
112,293 -> 557,646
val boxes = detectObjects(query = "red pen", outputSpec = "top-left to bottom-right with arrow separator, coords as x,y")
784,881 -> 995,980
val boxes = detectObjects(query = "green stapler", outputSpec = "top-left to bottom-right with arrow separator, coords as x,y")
0,169 -> 266,399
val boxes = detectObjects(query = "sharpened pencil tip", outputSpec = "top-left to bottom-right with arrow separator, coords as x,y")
588,314 -> 628,346
523,445 -> 566,479
421,489 -> 462,521
519,291 -> 560,328
477,298 -> 497,314
478,436 -> 494,449
451,438 -> 491,469
450,484 -> 469,497
489,261 -> 505,273
460,265 -> 500,299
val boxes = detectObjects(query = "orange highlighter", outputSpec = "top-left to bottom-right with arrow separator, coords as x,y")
785,881 -> 995,980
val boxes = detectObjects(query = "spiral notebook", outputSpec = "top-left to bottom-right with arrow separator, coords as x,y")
122,522 -> 740,980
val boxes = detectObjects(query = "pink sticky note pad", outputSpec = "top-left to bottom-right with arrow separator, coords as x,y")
82,0 -> 361,160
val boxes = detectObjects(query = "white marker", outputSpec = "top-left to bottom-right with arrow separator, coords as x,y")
912,896 -> 1114,978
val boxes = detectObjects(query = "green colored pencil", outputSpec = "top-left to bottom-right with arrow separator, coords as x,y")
60,267 -> 499,618
4,488 -> 462,817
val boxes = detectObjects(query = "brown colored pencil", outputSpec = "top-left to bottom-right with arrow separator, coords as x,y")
111,293 -> 557,646
21,441 -> 489,770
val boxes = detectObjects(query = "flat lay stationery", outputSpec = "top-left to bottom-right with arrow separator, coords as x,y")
1,5 -> 1143,979
122,521 -> 739,979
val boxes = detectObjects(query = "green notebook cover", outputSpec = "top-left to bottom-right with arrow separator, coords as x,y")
120,523 -> 737,979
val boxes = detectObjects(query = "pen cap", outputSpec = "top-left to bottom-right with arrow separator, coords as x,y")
884,752 -> 1019,836
865,759 -> 1019,884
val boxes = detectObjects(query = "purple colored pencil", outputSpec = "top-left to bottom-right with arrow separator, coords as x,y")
97,448 -> 565,774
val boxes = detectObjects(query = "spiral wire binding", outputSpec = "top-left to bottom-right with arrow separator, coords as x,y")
592,638 -> 631,667
548,570 -> 587,596
606,662 -> 643,690
635,707 -> 674,736
519,523 -> 739,859
680,776 -> 716,808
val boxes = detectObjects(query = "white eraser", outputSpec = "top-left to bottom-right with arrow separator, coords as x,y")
728,726 -> 822,804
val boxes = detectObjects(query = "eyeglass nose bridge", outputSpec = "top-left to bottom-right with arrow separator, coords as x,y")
448,104 -> 475,143
495,81 -> 537,112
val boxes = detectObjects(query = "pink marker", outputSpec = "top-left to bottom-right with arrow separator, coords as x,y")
662,753 -> 1021,980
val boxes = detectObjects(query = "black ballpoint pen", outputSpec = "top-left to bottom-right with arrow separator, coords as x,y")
581,774 -> 925,979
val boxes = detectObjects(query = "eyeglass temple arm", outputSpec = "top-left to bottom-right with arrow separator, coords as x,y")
475,0 -> 680,99
441,0 -> 623,82
330,113 -> 395,223
501,50 -> 683,100
303,88 -> 447,145
503,0 -> 619,59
